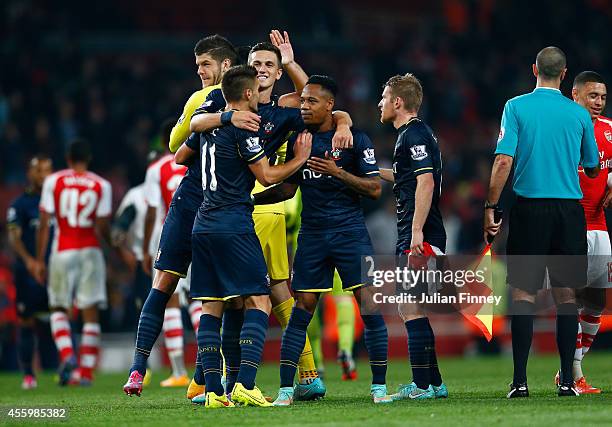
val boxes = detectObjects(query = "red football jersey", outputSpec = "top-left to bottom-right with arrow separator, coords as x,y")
144,154 -> 186,215
40,169 -> 112,251
579,116 -> 612,231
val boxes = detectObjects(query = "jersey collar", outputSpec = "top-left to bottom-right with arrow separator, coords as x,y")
398,117 -> 420,133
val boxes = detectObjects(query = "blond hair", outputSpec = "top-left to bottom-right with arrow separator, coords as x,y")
384,73 -> 423,112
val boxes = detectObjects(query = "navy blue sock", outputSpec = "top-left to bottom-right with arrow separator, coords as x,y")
193,343 -> 205,386
221,308 -> 243,393
131,288 -> 170,375
361,314 -> 388,385
280,307 -> 312,388
425,319 -> 442,386
18,325 -> 35,376
236,309 -> 269,390
199,314 -> 223,395
405,317 -> 431,389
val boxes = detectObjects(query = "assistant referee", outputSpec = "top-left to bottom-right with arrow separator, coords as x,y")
484,47 -> 600,398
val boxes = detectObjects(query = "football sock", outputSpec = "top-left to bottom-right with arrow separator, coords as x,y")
557,303 -> 578,384
307,308 -> 324,372
272,297 -> 318,384
280,307 -> 313,388
199,314 -> 223,395
236,309 -> 269,390
511,301 -> 535,384
572,322 -> 584,380
131,288 -> 170,375
335,296 -> 355,356
425,319 -> 443,386
79,323 -> 100,380
221,308 -> 243,393
361,314 -> 388,385
18,325 -> 35,376
163,307 -> 187,377
405,317 -> 431,389
189,301 -> 202,335
50,311 -> 74,363
580,311 -> 601,356
194,349 -> 205,386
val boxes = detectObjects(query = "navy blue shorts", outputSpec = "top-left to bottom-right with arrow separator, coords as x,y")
292,229 -> 373,293
15,270 -> 49,318
190,233 -> 270,300
154,203 -> 196,277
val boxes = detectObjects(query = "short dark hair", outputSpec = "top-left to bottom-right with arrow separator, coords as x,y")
194,34 -> 238,65
160,118 -> 175,147
306,75 -> 338,97
249,42 -> 282,67
535,47 -> 567,80
222,65 -> 258,103
573,71 -> 606,88
67,139 -> 92,164
384,73 -> 423,112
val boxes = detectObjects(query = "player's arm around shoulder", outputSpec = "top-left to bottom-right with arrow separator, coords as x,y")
248,130 -> 312,187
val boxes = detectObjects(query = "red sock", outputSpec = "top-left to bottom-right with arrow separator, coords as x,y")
51,312 -> 74,363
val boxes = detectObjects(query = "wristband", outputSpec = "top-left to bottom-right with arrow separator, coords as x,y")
484,200 -> 499,210
220,111 -> 234,125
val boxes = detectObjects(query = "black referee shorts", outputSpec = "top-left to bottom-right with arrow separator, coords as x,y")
506,197 -> 587,294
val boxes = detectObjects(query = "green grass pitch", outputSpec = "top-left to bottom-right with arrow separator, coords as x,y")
0,353 -> 610,426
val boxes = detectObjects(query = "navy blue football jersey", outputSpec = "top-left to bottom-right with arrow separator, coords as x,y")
173,88 -> 227,210
393,117 -> 446,252
192,125 -> 266,234
195,90 -> 304,156
6,191 -> 51,271
287,128 -> 379,233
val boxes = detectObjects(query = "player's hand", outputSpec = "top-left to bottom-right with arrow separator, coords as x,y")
120,249 -> 137,275
32,260 -> 46,285
603,189 -> 612,208
25,256 -> 38,279
307,151 -> 341,177
483,208 -> 502,244
332,124 -> 353,150
270,30 -> 294,66
410,230 -> 425,255
231,111 -> 261,132
111,228 -> 127,247
293,130 -> 312,161
142,253 -> 153,277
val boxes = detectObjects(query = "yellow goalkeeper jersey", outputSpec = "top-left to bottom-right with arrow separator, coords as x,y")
253,141 -> 286,215
169,84 -> 221,153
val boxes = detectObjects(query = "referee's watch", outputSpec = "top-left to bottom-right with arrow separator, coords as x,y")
484,200 -> 499,210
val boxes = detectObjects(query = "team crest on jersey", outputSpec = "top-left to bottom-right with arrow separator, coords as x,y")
331,148 -> 342,160
410,145 -> 428,161
264,122 -> 274,134
605,130 -> 612,142
363,148 -> 376,165
245,136 -> 262,153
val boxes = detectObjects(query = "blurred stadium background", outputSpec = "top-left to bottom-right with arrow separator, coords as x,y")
1,0 -> 611,372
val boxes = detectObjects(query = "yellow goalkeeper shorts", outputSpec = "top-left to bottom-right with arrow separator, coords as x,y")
254,212 -> 289,281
